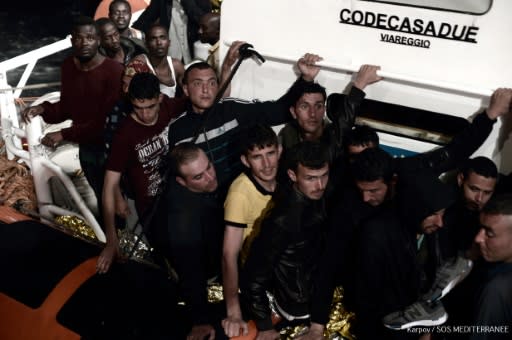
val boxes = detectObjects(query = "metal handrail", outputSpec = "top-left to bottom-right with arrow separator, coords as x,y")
0,37 -> 71,98
0,82 -> 61,93
222,41 -> 494,97
39,158 -> 105,243
1,117 -> 105,242
0,33 -> 104,241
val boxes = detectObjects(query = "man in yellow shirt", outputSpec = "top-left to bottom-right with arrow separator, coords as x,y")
222,124 -> 282,337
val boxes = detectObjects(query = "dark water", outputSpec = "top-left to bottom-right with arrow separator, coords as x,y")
0,3 -> 99,97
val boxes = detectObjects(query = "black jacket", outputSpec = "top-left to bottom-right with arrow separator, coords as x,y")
279,86 -> 365,162
395,111 -> 496,177
132,0 -> 211,52
241,184 -> 327,331
352,171 -> 456,339
146,179 -> 224,326
133,0 -> 172,34
310,185 -> 384,324
99,36 -> 147,66
471,262 -> 512,340
310,110 -> 497,326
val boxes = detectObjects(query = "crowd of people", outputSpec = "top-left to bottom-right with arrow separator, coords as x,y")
20,2 -> 512,339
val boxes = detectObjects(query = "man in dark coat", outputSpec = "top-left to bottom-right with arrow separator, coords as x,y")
241,142 -> 330,339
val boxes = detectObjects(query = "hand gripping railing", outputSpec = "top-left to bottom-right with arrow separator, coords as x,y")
223,41 -> 494,98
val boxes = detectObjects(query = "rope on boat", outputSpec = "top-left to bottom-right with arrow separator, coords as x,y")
0,139 -> 37,211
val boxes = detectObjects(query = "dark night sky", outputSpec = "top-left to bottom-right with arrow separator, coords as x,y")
0,1 -> 99,16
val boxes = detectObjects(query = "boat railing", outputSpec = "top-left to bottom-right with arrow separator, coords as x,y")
223,41 -> 494,97
0,37 -> 105,243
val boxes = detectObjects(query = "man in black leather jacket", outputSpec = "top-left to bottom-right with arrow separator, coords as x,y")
241,141 -> 330,339
279,62 -> 382,163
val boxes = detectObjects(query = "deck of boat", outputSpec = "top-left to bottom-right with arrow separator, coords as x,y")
0,205 -> 191,339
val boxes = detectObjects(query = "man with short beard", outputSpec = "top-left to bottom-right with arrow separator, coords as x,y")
22,16 -> 124,216
444,157 -> 498,257
108,0 -> 144,40
471,194 -> 512,339
435,157 -> 498,332
96,17 -> 146,65
348,153 -> 458,339
279,64 -> 381,162
241,141 -> 330,339
132,24 -> 185,98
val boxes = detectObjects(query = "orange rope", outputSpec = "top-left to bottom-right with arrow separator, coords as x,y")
0,140 -> 37,211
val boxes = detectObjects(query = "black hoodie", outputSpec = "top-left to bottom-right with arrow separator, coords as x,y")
353,171 -> 456,339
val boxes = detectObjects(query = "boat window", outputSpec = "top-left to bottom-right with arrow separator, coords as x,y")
360,0 -> 492,15
356,99 -> 470,146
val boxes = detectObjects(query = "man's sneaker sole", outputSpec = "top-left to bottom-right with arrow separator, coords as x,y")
383,312 -> 448,330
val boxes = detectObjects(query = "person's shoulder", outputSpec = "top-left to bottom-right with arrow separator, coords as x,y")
228,173 -> 264,199
165,186 -> 206,222
228,172 -> 249,189
171,57 -> 184,66
129,28 -> 145,41
62,55 -> 75,64
361,207 -> 398,235
112,116 -> 139,138
267,186 -> 304,217
168,110 -> 193,127
279,121 -> 299,134
160,96 -> 187,115
479,268 -> 512,310
101,57 -> 124,72
133,53 -> 147,62
121,36 -> 146,51
166,178 -> 197,203
486,264 -> 512,289
209,41 -> 220,53
60,56 -> 76,71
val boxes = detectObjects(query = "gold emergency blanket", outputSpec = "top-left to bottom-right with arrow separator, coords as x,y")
207,283 -> 224,303
271,287 -> 356,339
54,215 -> 97,241
54,216 -> 155,265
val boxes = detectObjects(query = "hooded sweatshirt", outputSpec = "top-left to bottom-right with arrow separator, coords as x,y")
353,170 -> 456,339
